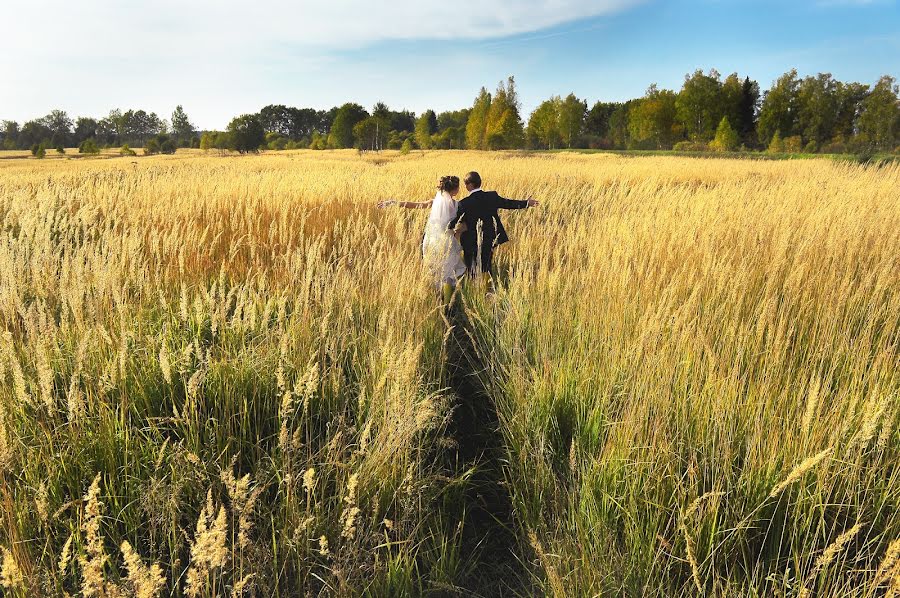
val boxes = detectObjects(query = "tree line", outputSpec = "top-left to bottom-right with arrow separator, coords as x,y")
2,70 -> 897,156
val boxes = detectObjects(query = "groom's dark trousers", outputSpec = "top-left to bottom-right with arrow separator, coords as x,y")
448,190 -> 529,276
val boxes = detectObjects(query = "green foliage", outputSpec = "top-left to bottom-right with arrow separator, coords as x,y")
784,135 -> 803,153
676,69 -> 725,141
820,136 -> 847,154
144,134 -> 177,155
56,145 -> 65,154
266,131 -> 288,150
415,110 -> 437,150
309,131 -> 327,150
171,105 -> 195,146
432,126 -> 465,150
484,77 -> 525,149
628,85 -> 679,149
436,109 -> 469,133
144,138 -> 160,155
527,97 -> 562,149
797,73 -> 840,147
329,103 -> 368,149
353,116 -> 388,150
558,93 -> 587,148
120,144 -> 136,156
466,87 -> 492,150
758,69 -> 800,145
767,130 -> 784,153
673,140 -> 708,152
78,138 -> 100,155
400,138 -> 413,155
31,142 -> 46,158
227,114 -> 265,154
709,116 -> 739,152
608,103 -> 632,149
858,76 -> 900,150
583,102 -> 620,148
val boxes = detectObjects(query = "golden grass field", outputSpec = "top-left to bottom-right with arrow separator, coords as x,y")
0,149 -> 897,597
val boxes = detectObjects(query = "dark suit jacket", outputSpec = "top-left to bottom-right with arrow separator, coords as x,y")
447,190 -> 528,249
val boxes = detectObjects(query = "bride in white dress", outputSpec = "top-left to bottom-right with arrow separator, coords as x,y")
378,175 -> 467,303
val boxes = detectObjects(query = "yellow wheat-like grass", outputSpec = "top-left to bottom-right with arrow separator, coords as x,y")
184,489 -> 228,598
302,467 -> 316,496
0,547 -> 24,591
875,539 -> 900,589
79,474 -> 109,598
119,540 -> 165,598
528,531 -> 566,597
58,533 -> 74,576
813,522 -> 864,574
0,149 -> 896,595
768,448 -> 833,499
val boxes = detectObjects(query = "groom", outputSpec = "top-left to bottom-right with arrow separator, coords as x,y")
448,171 -> 539,284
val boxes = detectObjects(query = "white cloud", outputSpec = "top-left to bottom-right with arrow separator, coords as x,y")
0,0 -> 642,127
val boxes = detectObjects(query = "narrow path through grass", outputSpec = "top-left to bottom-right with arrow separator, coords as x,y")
440,299 -> 530,597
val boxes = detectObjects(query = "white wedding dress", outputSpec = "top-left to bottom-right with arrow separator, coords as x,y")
421,190 -> 467,286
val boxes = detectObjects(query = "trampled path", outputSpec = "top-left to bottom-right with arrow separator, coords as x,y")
438,300 -> 532,597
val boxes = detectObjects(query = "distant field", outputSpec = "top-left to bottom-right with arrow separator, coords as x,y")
0,150 -> 897,597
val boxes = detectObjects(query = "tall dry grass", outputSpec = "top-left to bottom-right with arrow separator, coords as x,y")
0,149 -> 897,597
463,152 -> 900,596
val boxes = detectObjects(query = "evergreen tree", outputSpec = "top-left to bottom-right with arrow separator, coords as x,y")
710,116 -> 739,152
767,130 -> 784,153
738,77 -> 760,144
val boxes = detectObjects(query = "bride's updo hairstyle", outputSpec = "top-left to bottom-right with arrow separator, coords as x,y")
438,175 -> 460,194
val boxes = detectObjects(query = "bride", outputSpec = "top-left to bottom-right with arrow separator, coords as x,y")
378,175 -> 467,303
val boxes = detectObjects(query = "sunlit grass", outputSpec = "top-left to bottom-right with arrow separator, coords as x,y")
0,149 -> 897,597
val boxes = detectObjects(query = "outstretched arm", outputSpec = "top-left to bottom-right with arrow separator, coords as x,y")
496,194 -> 539,210
377,199 -> 433,209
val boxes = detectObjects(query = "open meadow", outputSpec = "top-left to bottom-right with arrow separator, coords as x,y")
0,149 -> 898,597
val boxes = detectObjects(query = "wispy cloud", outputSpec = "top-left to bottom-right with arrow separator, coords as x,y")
0,0 -> 644,126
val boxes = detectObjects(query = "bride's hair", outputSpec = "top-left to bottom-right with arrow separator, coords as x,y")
437,175 -> 460,193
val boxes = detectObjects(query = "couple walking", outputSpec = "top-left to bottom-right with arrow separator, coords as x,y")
379,171 -> 539,302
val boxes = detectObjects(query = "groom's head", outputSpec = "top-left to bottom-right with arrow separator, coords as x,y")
464,171 -> 482,192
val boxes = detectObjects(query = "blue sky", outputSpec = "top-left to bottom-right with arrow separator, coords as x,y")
1,0 -> 897,129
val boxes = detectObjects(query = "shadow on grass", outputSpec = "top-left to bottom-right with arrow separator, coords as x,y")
431,290 -> 531,598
